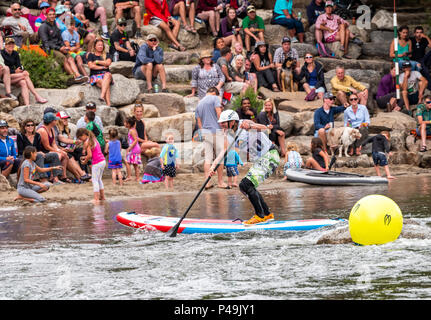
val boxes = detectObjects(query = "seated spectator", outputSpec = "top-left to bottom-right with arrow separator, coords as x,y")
330,66 -> 368,106
232,41 -> 245,58
220,7 -> 243,48
242,5 -> 265,55
15,146 -> 59,203
221,0 -> 250,19
343,93 -> 370,156
76,101 -> 103,130
257,98 -> 286,156
295,52 -> 326,101
196,0 -> 222,37
87,38 -> 113,106
61,18 -> 88,79
231,54 -> 256,93
0,32 -> 3,50
17,118 -> 63,183
168,0 -> 197,34
217,47 -> 248,95
390,25 -> 421,72
243,57 -> 257,92
272,0 -> 304,43
1,2 -> 39,47
0,120 -> 21,179
305,137 -> 328,171
252,41 -> 279,92
306,0 -> 325,44
38,8 -> 88,83
109,17 -> 136,62
237,97 -> 257,121
145,0 -> 185,51
0,51 -> 17,101
113,0 -> 142,38
1,37 -> 48,105
411,26 -> 431,89
313,92 -> 346,153
187,50 -> 225,99
72,0 -> 110,40
85,110 -> 105,151
416,95 -> 431,152
211,37 -> 225,63
400,61 -> 428,113
273,36 -> 300,90
133,34 -> 168,93
376,63 -> 404,112
132,104 -> 160,154
34,2 -> 51,31
36,112 -> 68,184
315,1 -> 362,59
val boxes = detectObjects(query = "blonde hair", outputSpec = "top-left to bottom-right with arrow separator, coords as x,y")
92,37 -> 107,60
286,141 -> 299,152
144,147 -> 161,158
264,98 -> 277,114
231,54 -> 245,74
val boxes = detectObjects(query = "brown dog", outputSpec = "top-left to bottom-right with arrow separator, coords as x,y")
280,58 -> 298,92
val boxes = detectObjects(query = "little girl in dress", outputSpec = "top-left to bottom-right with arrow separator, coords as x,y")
124,117 -> 142,182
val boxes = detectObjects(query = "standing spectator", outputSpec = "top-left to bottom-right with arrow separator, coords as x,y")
295,52 -> 326,101
109,17 -> 136,62
272,0 -> 305,43
313,92 -> 346,153
160,132 -> 179,190
87,38 -> 113,106
211,37 -> 225,63
124,116 -> 141,182
132,104 -> 160,154
252,41 -> 279,92
343,92 -> 370,156
257,98 -> 287,157
133,34 -> 168,93
0,50 -> 17,101
376,63 -> 404,112
105,127 -> 123,186
242,5 -> 265,56
196,0 -> 222,37
411,26 -> 431,89
0,120 -> 21,178
330,66 -> 368,105
390,25 -> 420,71
194,87 -> 228,189
187,50 -> 225,99
273,36 -> 300,90
219,7 -> 242,48
399,61 -> 428,114
113,0 -> 142,38
1,2 -> 39,47
416,95 -> 431,152
85,110 -> 105,151
38,8 -> 88,83
145,0 -> 185,51
217,47 -> 248,95
168,0 -> 197,33
76,102 -> 103,130
1,37 -> 48,105
61,18 -> 88,79
72,0 -> 110,40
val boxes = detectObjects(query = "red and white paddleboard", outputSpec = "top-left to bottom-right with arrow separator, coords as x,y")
116,212 -> 345,234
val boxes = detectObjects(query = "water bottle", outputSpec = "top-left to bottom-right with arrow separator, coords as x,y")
298,12 -> 302,21
113,51 -> 119,62
154,84 -> 159,93
186,0 -> 190,7
232,26 -> 236,35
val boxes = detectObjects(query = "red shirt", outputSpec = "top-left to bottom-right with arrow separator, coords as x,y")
145,0 -> 171,23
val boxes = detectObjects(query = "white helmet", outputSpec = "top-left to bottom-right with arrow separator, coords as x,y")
218,110 -> 239,123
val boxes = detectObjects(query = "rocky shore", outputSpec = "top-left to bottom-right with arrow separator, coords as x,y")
1,0 -> 431,194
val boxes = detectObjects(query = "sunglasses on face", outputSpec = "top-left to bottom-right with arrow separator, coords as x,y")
119,23 -> 127,27
26,124 -> 35,127
305,56 -> 313,59
148,39 -> 157,42
426,101 -> 431,104
350,98 -> 358,101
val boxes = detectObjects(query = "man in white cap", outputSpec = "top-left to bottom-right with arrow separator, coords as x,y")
133,34 -> 168,93
209,109 -> 280,225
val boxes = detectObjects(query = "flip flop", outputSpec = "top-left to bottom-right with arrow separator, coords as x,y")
204,184 -> 214,190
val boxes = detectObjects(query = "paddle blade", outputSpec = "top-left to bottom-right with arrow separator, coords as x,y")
329,154 -> 337,171
166,222 -> 180,237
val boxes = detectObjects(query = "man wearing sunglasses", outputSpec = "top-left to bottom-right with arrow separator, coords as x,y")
109,17 -> 136,62
416,95 -> 431,152
1,2 -> 39,47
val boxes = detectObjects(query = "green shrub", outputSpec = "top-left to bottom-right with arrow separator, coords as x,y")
231,87 -> 264,114
18,48 -> 72,89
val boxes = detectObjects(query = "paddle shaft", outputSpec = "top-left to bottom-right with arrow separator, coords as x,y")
167,129 -> 243,237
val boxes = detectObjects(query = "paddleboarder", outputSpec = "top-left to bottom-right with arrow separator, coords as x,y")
209,110 -> 280,225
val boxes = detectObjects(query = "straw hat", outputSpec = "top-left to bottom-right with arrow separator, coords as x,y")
199,50 -> 213,59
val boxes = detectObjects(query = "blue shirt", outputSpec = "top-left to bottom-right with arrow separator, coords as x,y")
224,150 -> 243,167
274,0 -> 293,19
160,144 -> 178,166
0,136 -> 17,161
61,29 -> 80,47
344,104 -> 370,128
314,105 -> 345,131
108,140 -> 122,163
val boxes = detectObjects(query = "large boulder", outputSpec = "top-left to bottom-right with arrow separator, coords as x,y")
138,92 -> 186,117
144,112 -> 196,143
371,10 -> 393,31
0,174 -> 13,191
177,29 -> 200,49
315,57 -> 392,75
325,42 -> 362,60
164,64 -> 195,82
292,111 -> 315,136
285,135 -> 313,155
0,98 -> 19,113
0,112 -> 19,130
110,61 -> 135,78
278,111 -> 294,135
163,52 -> 200,65
369,111 -> 417,135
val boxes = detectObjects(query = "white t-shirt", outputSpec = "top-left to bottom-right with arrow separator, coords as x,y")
399,71 -> 423,94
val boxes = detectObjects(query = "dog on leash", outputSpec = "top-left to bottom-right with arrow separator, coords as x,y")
280,57 -> 298,92
327,127 -> 362,157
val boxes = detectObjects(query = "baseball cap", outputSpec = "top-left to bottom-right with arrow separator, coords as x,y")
56,111 -> 70,119
402,61 -> 412,68
55,4 -> 66,15
247,5 -> 256,13
324,92 -> 335,99
255,41 -> 266,48
5,38 -> 15,45
43,112 -> 59,123
85,102 -> 97,109
39,2 -> 50,8
325,1 -> 334,7
282,36 -> 291,44
0,120 -> 8,128
146,34 -> 158,41
118,17 -> 127,25
44,107 -> 57,114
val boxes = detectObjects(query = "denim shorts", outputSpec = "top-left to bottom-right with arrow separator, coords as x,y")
372,152 -> 388,166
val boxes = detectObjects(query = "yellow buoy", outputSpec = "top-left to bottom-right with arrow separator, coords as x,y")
349,195 -> 403,245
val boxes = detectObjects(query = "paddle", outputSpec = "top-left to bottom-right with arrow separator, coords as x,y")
166,128 -> 243,237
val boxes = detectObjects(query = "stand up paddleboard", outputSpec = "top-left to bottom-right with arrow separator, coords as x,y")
116,212 -> 345,234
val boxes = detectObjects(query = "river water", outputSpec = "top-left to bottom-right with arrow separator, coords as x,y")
0,175 -> 430,300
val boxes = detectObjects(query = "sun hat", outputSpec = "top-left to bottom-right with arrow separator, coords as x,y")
199,50 -> 213,59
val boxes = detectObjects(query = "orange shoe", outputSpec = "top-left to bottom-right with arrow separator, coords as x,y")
243,215 -> 266,225
263,213 -> 274,222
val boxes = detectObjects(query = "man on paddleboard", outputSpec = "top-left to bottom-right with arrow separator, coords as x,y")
209,110 -> 280,225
